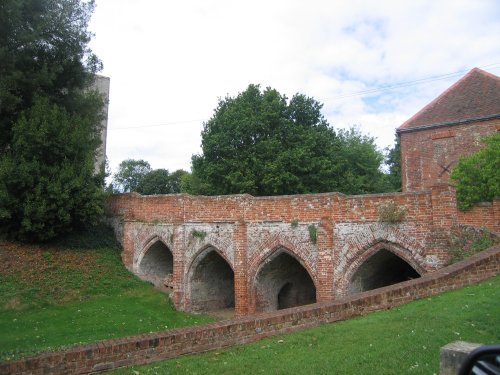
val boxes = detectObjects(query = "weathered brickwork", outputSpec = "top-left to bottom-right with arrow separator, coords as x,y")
104,184 -> 498,316
398,68 -> 500,192
2,245 -> 498,375
399,118 -> 500,192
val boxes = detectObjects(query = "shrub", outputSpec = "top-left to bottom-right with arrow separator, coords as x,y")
446,225 -> 498,263
377,201 -> 406,224
308,224 -> 317,244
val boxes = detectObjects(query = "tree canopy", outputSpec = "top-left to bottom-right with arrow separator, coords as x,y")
190,84 -> 390,196
450,133 -> 500,210
384,134 -> 402,192
112,159 -> 152,193
111,159 -> 188,195
0,0 -> 105,241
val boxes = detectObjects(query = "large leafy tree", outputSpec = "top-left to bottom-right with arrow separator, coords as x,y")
384,134 -> 402,192
336,128 -> 391,194
136,168 -> 188,195
0,0 -> 105,241
112,159 -> 152,193
191,84 -> 388,196
450,133 -> 500,210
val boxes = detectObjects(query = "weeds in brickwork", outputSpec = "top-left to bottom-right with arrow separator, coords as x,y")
191,229 -> 207,240
377,201 -> 407,224
291,219 -> 299,228
446,225 -> 498,264
308,224 -> 317,244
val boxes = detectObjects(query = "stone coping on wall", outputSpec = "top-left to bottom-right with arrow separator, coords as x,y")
1,245 -> 499,375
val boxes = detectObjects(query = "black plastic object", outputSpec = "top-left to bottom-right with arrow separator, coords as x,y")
459,344 -> 500,375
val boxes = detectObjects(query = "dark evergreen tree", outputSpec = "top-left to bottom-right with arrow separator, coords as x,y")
0,0 -> 105,241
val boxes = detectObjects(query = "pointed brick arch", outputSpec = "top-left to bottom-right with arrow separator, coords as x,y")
248,232 -> 316,282
185,245 -> 235,312
250,246 -> 317,313
135,236 -> 174,287
132,226 -> 175,271
339,240 -> 426,297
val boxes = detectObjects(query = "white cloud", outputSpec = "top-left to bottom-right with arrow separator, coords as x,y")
89,0 -> 500,174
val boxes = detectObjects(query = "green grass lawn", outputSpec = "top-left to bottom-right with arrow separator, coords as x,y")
109,275 -> 500,375
0,226 -> 213,361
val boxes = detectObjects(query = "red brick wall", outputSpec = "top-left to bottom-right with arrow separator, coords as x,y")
105,184 -> 499,316
458,199 -> 500,233
400,118 -> 499,192
2,245 -> 499,375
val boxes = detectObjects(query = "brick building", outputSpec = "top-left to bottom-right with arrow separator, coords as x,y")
397,68 -> 500,192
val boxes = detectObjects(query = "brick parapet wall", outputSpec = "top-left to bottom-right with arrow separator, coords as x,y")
2,245 -> 499,375
400,118 -> 500,192
458,199 -> 500,233
106,190 -> 436,225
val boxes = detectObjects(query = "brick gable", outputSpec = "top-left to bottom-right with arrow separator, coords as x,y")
399,68 -> 500,131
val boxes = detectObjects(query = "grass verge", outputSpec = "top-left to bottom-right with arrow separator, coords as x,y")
110,274 -> 500,375
0,226 -> 213,361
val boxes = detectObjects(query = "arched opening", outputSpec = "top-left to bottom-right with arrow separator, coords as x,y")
255,250 -> 316,312
348,249 -> 420,294
138,240 -> 173,278
190,248 -> 234,312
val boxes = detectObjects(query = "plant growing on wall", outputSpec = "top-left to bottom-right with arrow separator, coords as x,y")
450,133 -> 500,210
291,219 -> 299,228
308,224 -> 317,244
191,229 -> 207,241
377,201 -> 407,224
446,225 -> 498,263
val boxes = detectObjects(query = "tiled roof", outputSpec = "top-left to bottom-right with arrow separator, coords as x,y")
399,68 -> 500,131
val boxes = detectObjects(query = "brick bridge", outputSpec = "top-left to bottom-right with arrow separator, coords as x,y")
106,184 -> 498,316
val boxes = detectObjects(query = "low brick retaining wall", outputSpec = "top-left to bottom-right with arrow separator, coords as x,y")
2,245 -> 499,375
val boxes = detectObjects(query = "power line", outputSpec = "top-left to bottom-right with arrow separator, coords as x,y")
109,118 -> 206,130
322,63 -> 500,101
107,63 -> 500,131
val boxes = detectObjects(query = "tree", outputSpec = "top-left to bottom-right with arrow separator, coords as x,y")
0,0 -> 104,241
136,168 -> 188,195
384,134 -> 402,192
0,0 -> 101,152
450,133 -> 500,210
112,159 -> 152,193
168,169 -> 189,193
0,96 -> 105,241
191,84 -> 387,196
336,128 -> 391,194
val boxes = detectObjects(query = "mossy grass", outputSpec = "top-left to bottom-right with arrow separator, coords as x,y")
0,225 -> 213,361
110,275 -> 500,375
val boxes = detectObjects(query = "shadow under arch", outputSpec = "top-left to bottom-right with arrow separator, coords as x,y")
186,245 -> 235,312
344,240 -> 424,296
252,246 -> 317,313
136,236 -> 173,279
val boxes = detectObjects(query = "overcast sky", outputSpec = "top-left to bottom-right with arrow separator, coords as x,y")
88,0 -> 500,174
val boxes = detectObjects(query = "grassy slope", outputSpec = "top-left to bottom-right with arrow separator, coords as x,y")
0,227 -> 213,361
110,275 -> 500,375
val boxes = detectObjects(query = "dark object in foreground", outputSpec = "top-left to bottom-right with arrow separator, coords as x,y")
459,344 -> 500,375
